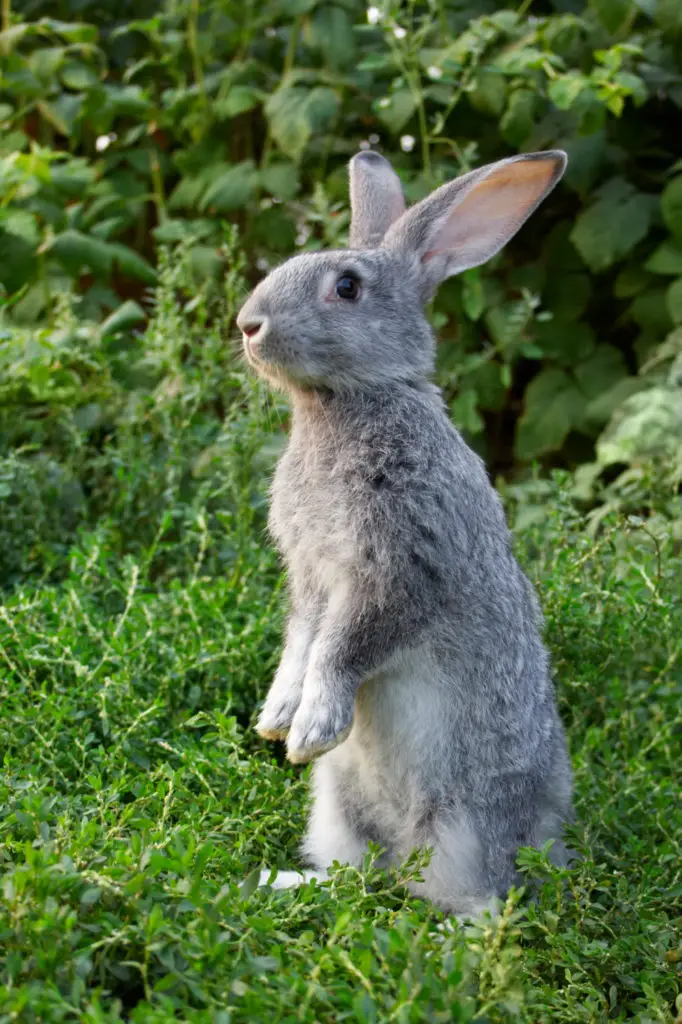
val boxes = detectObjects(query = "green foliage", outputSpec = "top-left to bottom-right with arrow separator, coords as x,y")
0,0 -> 681,478
1,422 -> 680,1018
0,184 -> 680,1019
1,2 -> 681,1018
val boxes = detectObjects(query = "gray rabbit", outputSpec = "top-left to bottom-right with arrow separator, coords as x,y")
237,149 -> 573,918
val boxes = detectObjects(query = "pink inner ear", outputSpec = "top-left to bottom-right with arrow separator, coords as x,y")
421,160 -> 559,264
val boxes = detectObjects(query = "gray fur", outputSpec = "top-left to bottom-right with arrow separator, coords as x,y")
349,151 -> 406,248
237,149 -> 572,918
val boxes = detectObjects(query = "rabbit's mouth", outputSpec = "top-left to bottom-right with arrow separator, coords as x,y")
243,335 -> 261,363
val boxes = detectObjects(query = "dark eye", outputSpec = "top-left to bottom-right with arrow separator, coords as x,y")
335,274 -> 360,300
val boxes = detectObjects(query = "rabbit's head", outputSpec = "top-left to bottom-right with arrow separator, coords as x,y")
237,149 -> 566,392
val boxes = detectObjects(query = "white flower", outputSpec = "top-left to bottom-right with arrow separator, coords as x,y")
369,133 -> 380,144
265,26 -> 277,38
400,134 -> 415,152
95,133 -> 116,152
256,257 -> 270,272
378,97 -> 391,108
427,65 -> 443,80
366,6 -> 381,24
359,140 -> 371,150
393,25 -> 407,39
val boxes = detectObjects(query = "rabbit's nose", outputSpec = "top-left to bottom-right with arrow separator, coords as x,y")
237,307 -> 267,341
240,319 -> 264,338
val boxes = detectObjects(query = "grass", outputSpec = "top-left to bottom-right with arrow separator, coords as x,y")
0,264 -> 680,1022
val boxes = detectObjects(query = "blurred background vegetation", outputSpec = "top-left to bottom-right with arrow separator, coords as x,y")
1,0 -> 681,584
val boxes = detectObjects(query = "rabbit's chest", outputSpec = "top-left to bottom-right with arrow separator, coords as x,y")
269,442 -> 358,593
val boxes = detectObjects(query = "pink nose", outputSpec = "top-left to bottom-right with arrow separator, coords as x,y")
241,320 -> 263,338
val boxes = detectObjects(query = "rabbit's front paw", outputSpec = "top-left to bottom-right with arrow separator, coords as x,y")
256,686 -> 302,741
286,692 -> 354,764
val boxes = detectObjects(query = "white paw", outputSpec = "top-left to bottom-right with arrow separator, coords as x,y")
256,686 -> 302,741
286,696 -> 354,764
258,868 -> 329,890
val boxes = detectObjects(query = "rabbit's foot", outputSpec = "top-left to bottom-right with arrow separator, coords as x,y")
256,685 -> 302,741
286,691 -> 354,764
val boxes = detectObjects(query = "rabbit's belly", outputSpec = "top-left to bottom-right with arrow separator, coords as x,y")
333,644 -> 458,833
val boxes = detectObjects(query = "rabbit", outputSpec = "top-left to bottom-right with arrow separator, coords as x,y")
237,148 -> 573,918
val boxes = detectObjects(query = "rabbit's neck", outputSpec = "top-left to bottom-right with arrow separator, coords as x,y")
289,379 -> 439,433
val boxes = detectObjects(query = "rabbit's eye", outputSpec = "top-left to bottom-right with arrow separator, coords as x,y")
335,274 -> 360,300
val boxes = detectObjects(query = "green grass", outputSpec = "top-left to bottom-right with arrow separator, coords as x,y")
0,267 -> 680,1021
1,461 -> 680,1022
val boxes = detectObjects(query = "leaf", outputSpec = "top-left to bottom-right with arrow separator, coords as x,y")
304,6 -> 356,69
548,73 -> 589,111
100,300 -> 146,340
573,345 -> 627,402
543,273 -> 592,324
532,322 -> 596,364
590,0 -> 631,33
261,161 -> 300,201
239,867 -> 263,900
450,390 -> 484,435
0,229 -> 37,295
468,70 -> 507,117
80,886 -> 102,906
562,131 -> 606,196
584,376 -> 644,424
109,243 -> 157,284
570,178 -> 656,272
630,289 -> 673,335
61,62 -> 99,90
645,239 -> 682,275
44,230 -> 113,276
614,266 -> 652,298
37,95 -> 85,136
265,86 -> 339,162
188,245 -> 223,282
200,161 -> 259,213
215,86 -> 262,118
377,89 -> 417,133
461,271 -> 485,321
278,0 -> 317,12
305,86 -> 341,133
661,176 -> 682,241
516,368 -> 586,460
39,18 -> 98,43
168,175 -> 205,212
666,278 -> 682,324
500,89 -> 536,147
596,387 -> 682,465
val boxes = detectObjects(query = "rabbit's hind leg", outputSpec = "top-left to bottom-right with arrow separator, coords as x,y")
406,813 -> 499,921
301,755 -> 373,871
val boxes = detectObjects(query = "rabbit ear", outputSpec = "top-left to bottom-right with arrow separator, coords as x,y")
348,151 -> 406,249
383,151 -> 567,300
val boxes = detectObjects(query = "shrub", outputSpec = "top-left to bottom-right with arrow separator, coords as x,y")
1,0 -> 681,483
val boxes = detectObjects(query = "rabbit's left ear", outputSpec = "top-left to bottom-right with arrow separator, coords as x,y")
383,151 -> 567,300
348,151 -> 406,249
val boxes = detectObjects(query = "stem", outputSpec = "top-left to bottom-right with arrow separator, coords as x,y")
149,146 -> 167,224
261,16 -> 301,169
186,0 -> 205,102
416,87 -> 432,181
283,15 -> 301,79
1,0 -> 10,42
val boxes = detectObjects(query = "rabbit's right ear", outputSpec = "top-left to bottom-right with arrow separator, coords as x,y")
383,150 -> 567,301
349,151 -> 406,249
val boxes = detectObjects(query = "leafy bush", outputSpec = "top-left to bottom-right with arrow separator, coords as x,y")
1,0 -> 682,484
